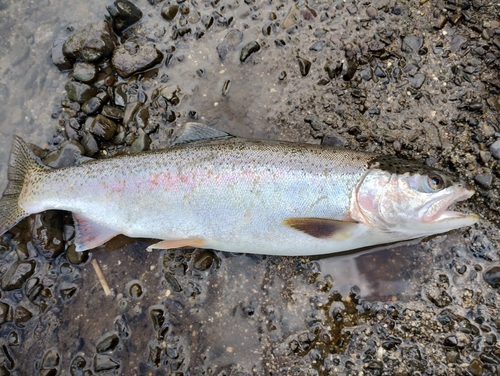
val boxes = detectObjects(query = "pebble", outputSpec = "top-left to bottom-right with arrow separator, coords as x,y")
51,39 -> 73,70
366,6 -> 377,19
90,114 -> 118,140
65,81 -> 98,104
161,4 -> 179,21
94,354 -> 120,372
63,21 -> 116,62
489,140 -> 500,159
73,62 -> 98,83
123,101 -> 143,125
102,105 -> 124,121
483,266 -> 500,288
106,0 -> 143,33
2,260 -> 36,291
44,141 -> 85,168
81,132 -> 99,157
401,35 -> 423,53
29,211 -> 65,258
14,305 -> 33,328
474,173 -> 493,188
96,333 -> 120,353
0,302 -> 9,325
111,43 -> 164,78
408,74 -> 426,89
240,41 -> 261,62
298,57 -> 311,76
216,29 -> 243,61
130,129 -> 151,153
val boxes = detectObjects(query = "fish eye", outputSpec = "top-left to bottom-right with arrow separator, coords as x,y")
426,173 -> 445,191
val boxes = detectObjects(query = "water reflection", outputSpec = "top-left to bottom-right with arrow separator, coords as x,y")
319,238 -> 438,302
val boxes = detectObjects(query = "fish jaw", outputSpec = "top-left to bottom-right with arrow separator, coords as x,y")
353,169 -> 479,240
419,187 -> 479,230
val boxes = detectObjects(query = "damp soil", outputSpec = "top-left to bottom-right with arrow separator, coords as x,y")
1,0 -> 500,374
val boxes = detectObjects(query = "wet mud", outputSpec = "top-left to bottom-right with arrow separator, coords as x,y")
1,0 -> 500,374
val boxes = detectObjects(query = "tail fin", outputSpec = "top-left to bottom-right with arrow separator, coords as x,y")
0,136 -> 47,235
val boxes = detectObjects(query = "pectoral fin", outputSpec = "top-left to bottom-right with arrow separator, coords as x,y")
73,214 -> 120,252
147,238 -> 205,251
283,217 -> 360,240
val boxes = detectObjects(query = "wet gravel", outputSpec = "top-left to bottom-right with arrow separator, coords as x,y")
1,0 -> 500,374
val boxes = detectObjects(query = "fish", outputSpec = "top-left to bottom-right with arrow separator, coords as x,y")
0,123 -> 479,256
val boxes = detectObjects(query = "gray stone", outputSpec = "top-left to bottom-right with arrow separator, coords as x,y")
111,43 -> 164,78
73,62 -> 98,83
490,140 -> 500,159
63,21 -> 117,62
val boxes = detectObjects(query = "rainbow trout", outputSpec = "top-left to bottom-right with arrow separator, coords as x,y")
0,124 -> 478,256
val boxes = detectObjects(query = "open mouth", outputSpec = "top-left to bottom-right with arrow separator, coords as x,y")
419,189 -> 479,224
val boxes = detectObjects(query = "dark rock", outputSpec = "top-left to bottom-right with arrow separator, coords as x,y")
42,349 -> 60,368
94,354 -> 120,372
408,74 -> 426,89
71,355 -> 87,374
298,57 -> 311,76
90,114 -> 118,140
63,21 -> 116,62
374,66 -> 386,78
52,39 -> 73,70
401,35 -> 424,53
44,141 -> 85,168
102,105 -> 124,121
96,333 -> 120,353
490,140 -> 500,159
14,305 -> 33,328
427,290 -> 452,307
81,95 -> 106,115
73,62 -> 98,83
479,151 -> 491,163
487,97 -> 500,112
123,101 -> 143,125
135,105 -> 149,128
322,134 -> 348,147
0,302 -> 10,325
128,282 -> 143,298
81,132 -> 99,157
309,41 -> 325,51
444,335 -> 458,347
66,244 -> 90,265
484,266 -> 500,288
65,81 -> 98,104
29,211 -> 65,258
114,83 -> 128,107
59,284 -> 77,301
161,4 -> 179,21
474,174 -> 493,188
450,35 -> 467,52
106,0 -> 143,33
111,43 -> 164,78
433,15 -> 447,29
343,56 -> 357,81
192,250 -> 219,271
346,4 -> 358,14
217,29 -> 243,61
240,41 -> 260,62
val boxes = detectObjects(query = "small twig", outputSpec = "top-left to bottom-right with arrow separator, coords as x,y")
91,259 -> 111,296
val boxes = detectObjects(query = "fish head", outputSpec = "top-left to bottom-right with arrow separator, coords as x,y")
351,157 -> 479,239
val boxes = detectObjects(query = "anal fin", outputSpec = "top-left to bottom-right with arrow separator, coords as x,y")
147,238 -> 205,251
73,214 -> 120,252
283,217 -> 360,240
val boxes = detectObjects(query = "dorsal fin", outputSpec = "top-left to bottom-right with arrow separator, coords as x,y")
171,123 -> 233,146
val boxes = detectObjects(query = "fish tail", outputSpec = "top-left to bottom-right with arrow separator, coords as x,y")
0,136 -> 46,235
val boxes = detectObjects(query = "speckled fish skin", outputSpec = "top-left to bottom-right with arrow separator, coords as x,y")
0,134 -> 479,256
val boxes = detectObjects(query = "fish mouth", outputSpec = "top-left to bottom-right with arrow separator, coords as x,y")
419,189 -> 479,225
